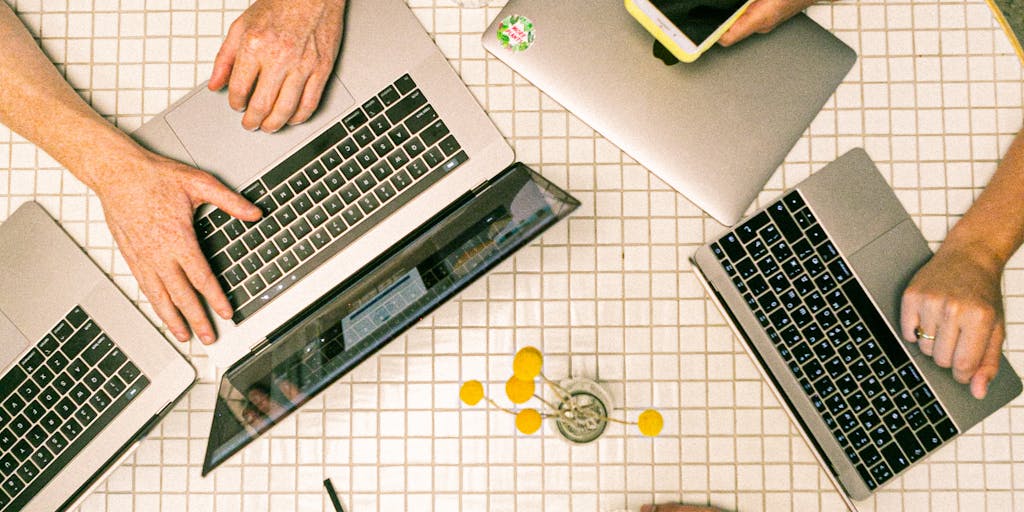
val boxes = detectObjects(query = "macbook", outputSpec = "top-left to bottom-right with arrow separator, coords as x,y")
483,0 -> 857,225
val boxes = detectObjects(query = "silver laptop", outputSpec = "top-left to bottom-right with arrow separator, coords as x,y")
482,0 -> 857,225
691,149 -> 1022,508
0,202 -> 195,511
134,0 -> 515,369
131,0 -> 582,473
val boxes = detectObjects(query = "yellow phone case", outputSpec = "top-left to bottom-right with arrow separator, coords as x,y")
624,0 -> 753,63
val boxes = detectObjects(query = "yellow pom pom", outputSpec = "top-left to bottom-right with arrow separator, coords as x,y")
505,375 -> 535,404
638,409 -> 663,437
513,346 -> 543,380
460,380 -> 484,406
515,408 -> 542,434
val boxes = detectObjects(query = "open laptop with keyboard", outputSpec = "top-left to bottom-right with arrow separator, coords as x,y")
134,0 -> 515,369
0,202 -> 195,511
691,149 -> 1022,508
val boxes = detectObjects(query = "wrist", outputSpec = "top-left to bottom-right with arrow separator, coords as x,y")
935,229 -> 1008,277
63,119 -> 150,195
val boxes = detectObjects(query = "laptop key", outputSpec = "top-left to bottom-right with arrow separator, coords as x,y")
767,202 -> 801,243
404,137 -> 426,158
45,432 -> 67,455
74,404 -> 96,426
242,230 -> 265,251
89,390 -> 112,412
395,74 -> 416,94
388,125 -> 410,145
276,251 -> 298,273
385,89 -> 426,124
387,148 -> 410,169
339,184 -> 360,205
362,97 -> 384,117
379,85 -> 400,106
98,349 -> 127,377
421,120 -> 450,147
103,375 -> 126,397
310,228 -> 331,249
260,263 -> 283,286
738,211 -> 769,242
60,418 -> 81,440
306,206 -> 328,227
935,418 -> 958,441
407,158 -> 429,179
308,183 -> 329,203
917,424 -> 942,451
293,194 -> 314,215
244,275 -> 267,296
369,115 -> 391,136
370,161 -> 394,181
82,335 -> 113,366
65,307 -> 88,329
336,138 -> 358,159
291,218 -> 313,239
343,109 -> 368,131
374,182 -> 397,203
325,195 -> 345,215
293,240 -> 315,261
439,135 -> 461,156
354,172 -> 377,193
272,183 -> 295,204
326,218 -> 347,237
118,362 -> 140,384
257,241 -> 280,263
320,149 -> 343,171
274,230 -> 297,251
52,320 -> 75,343
83,369 -> 104,391
306,161 -> 328,182
870,461 -> 893,484
341,206 -> 363,227
358,195 -> 380,215
0,454 -> 15,476
354,127 -> 375,147
17,462 -> 38,484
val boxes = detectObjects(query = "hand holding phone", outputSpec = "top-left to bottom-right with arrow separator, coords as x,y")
718,0 -> 821,46
625,0 -> 756,63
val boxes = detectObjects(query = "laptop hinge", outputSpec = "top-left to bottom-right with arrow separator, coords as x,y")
249,336 -> 273,354
471,179 -> 490,195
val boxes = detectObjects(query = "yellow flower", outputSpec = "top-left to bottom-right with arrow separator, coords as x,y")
515,408 -> 542,434
638,409 -> 663,437
512,346 -> 543,380
505,375 -> 535,404
460,380 -> 484,406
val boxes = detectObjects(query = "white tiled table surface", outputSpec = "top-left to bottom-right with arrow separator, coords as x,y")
2,0 -> 1023,510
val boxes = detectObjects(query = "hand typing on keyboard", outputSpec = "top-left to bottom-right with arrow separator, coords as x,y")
208,0 -> 347,133
900,128 -> 1024,400
90,152 -> 263,345
717,0 -> 819,47
0,4 -> 262,345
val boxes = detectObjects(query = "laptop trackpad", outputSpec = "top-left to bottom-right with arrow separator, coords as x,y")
0,310 -> 31,368
164,74 -> 355,189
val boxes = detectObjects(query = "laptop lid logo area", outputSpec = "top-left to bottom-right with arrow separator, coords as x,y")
202,164 -> 580,475
497,15 -> 537,52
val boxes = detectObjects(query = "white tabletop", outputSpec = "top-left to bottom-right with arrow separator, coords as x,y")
2,0 -> 1023,511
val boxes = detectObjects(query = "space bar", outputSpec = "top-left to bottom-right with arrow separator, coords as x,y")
841,279 -> 911,367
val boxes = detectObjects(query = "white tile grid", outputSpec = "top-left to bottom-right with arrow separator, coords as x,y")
0,0 -> 1022,510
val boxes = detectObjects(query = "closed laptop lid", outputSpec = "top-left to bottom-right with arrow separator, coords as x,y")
202,164 -> 579,475
483,1 -> 856,225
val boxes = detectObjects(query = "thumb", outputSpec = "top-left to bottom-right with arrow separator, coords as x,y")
189,171 -> 263,222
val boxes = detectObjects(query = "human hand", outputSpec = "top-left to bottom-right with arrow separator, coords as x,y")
208,0 -> 346,133
718,0 -> 819,47
900,243 -> 1006,399
91,147 -> 262,344
641,504 -> 721,512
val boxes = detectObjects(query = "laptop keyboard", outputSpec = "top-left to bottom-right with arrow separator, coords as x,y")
0,307 -> 150,511
194,74 -> 470,322
711,191 -> 958,491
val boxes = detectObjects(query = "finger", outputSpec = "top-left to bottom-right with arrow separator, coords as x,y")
227,53 -> 261,113
188,171 -> 263,221
931,305 -> 963,368
970,323 -> 1006,399
210,20 -> 245,91
180,242 -> 234,320
110,225 -> 191,341
260,71 -> 308,132
161,265 -> 217,344
288,68 -> 330,126
719,15 -> 759,47
951,316 -> 995,384
900,290 -> 923,342
915,299 -> 943,356
241,65 -> 289,132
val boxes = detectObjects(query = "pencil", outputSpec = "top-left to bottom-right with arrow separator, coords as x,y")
323,478 -> 345,512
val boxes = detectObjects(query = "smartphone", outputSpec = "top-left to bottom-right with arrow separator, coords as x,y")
625,0 -> 756,63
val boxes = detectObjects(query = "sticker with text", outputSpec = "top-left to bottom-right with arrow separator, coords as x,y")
497,15 -> 535,52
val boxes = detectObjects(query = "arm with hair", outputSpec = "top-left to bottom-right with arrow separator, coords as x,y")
0,4 -> 262,344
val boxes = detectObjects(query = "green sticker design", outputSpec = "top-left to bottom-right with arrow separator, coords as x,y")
497,15 -> 535,52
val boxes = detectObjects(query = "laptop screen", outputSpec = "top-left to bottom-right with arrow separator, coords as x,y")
203,164 -> 579,475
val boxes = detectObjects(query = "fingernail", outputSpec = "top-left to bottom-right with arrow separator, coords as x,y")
201,333 -> 215,344
174,331 -> 189,342
219,309 -> 233,319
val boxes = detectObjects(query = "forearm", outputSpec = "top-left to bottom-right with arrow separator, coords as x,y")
938,127 -> 1024,271
0,4 -> 142,191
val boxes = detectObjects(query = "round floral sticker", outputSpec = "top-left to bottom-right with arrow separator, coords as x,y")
497,15 -> 535,52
